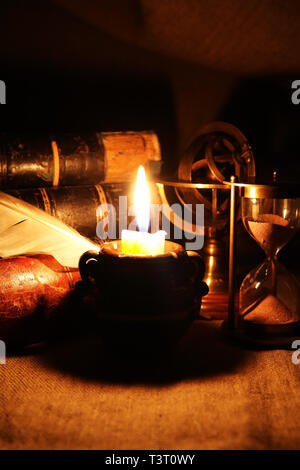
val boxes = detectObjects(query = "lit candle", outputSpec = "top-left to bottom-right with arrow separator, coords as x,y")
121,165 -> 165,255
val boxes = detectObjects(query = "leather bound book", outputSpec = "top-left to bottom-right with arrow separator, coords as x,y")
0,130 -> 161,189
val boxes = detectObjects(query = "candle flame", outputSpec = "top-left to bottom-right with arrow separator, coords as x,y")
135,165 -> 150,232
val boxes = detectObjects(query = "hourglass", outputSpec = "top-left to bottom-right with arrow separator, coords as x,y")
231,182 -> 300,345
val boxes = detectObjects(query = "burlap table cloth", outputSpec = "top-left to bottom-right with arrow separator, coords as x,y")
0,320 -> 299,450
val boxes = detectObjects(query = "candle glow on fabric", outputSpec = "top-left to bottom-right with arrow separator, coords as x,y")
121,166 -> 165,255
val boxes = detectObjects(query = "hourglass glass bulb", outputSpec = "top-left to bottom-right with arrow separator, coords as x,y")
245,213 -> 293,257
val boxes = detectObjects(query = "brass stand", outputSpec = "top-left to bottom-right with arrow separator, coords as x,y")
228,176 -> 239,329
201,233 -> 228,319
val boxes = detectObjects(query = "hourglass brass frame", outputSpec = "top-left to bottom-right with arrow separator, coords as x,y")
226,179 -> 300,331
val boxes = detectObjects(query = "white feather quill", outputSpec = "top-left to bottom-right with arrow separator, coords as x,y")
0,191 -> 100,267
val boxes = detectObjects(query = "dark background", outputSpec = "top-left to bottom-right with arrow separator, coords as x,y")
1,75 -> 299,181
1,0 -> 300,180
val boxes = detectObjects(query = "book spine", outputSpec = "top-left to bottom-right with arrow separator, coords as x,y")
0,130 -> 161,189
0,254 -> 81,347
8,182 -> 162,240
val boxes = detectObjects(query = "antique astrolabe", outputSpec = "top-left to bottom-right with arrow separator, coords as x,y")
155,122 -> 256,318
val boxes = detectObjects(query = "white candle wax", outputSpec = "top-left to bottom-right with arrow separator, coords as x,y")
121,229 -> 166,256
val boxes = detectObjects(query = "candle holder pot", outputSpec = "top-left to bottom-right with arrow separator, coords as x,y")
79,240 -> 208,352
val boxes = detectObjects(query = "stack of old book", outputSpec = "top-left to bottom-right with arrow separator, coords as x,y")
0,130 -> 162,347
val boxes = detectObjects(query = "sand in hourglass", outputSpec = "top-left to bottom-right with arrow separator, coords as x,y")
245,213 -> 293,256
243,213 -> 295,324
244,295 -> 293,324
